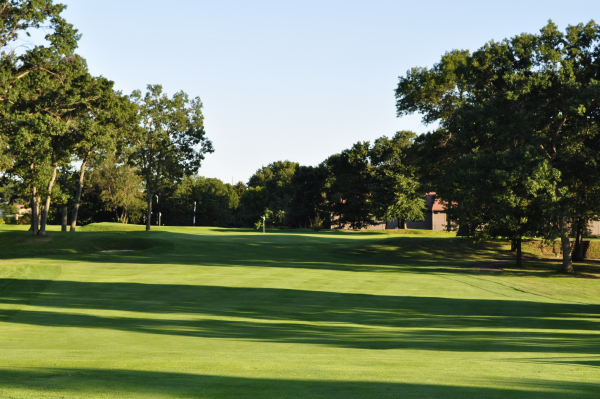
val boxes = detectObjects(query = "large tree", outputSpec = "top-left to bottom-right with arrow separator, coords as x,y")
288,164 -> 329,229
369,131 -> 425,229
5,56 -> 121,235
87,153 -> 145,224
235,160 -> 300,227
131,85 -> 213,231
0,0 -> 81,235
396,20 -> 600,272
69,88 -> 137,231
326,141 -> 375,229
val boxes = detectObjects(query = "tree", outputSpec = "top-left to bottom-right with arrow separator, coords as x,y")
130,85 -> 213,231
246,160 -> 299,227
69,89 -> 138,231
395,20 -> 600,272
164,176 -> 239,227
239,186 -> 269,227
288,164 -> 329,229
326,142 -> 375,229
88,154 -> 145,224
369,131 -> 425,228
5,56 -> 121,235
0,1 -> 81,235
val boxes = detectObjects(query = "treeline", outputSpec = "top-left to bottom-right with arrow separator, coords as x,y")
0,2 -> 213,233
208,131 -> 421,231
59,130 -> 424,232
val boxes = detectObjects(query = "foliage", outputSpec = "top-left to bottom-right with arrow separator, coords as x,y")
163,176 -> 239,227
369,131 -> 425,226
130,84 -> 213,231
326,134 -> 425,230
288,164 -> 329,229
0,202 -> 18,216
326,142 -> 374,229
88,155 -> 145,224
395,20 -> 600,271
245,160 -> 299,227
310,214 -> 325,231
0,0 -> 83,234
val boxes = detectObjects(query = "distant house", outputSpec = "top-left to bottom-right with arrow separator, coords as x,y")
405,193 -> 448,231
15,204 -> 30,215
589,220 -> 600,236
332,192 -> 450,231
0,204 -> 31,221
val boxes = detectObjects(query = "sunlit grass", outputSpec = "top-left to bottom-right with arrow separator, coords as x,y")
0,224 -> 599,398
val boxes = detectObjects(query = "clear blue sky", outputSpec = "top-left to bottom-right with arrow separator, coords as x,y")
60,0 -> 599,184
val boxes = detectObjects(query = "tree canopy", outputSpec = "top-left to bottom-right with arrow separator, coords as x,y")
130,84 -> 213,231
396,20 -> 600,271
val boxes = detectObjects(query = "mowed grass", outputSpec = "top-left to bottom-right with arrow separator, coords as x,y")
0,223 -> 599,398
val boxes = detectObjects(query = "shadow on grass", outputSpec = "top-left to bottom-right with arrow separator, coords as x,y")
0,368 -> 599,399
2,280 -> 599,352
0,229 -> 517,275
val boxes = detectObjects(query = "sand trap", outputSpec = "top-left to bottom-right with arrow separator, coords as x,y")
101,250 -> 134,253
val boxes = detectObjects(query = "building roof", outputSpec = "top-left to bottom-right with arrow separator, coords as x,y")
425,192 -> 446,212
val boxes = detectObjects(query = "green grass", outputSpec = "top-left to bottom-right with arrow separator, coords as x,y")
0,223 -> 599,398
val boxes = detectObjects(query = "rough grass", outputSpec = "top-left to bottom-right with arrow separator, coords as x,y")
523,238 -> 600,260
0,223 -> 599,398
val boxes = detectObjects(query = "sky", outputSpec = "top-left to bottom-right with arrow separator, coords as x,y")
58,0 -> 599,184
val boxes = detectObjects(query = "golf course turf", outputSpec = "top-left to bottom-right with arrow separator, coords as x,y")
0,224 -> 599,398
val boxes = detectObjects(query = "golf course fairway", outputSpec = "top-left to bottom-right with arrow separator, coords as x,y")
1,224 -> 599,398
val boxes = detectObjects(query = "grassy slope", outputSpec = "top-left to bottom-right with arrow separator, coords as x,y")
0,224 -> 599,398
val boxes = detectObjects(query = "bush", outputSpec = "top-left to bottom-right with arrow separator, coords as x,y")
17,213 -> 31,225
310,215 -> 325,231
587,241 -> 600,260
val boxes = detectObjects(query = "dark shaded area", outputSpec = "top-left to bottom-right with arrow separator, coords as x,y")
0,367 -> 598,399
0,229 -> 516,275
2,280 -> 599,352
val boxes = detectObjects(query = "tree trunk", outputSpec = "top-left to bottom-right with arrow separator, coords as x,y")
60,170 -> 68,232
572,220 -> 584,262
31,186 -> 39,236
515,237 -> 522,267
39,159 -> 58,235
146,190 -> 153,231
70,155 -> 89,232
61,205 -> 68,232
559,217 -> 574,273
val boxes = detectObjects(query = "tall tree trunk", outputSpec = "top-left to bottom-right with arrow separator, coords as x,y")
572,220 -> 584,262
31,186 -> 39,236
515,237 -> 522,267
559,217 -> 574,273
70,154 -> 90,232
60,170 -> 68,232
61,205 -> 68,232
146,189 -> 153,231
39,159 -> 58,235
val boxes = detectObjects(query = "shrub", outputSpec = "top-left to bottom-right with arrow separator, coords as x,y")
310,215 -> 325,231
587,241 -> 600,260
